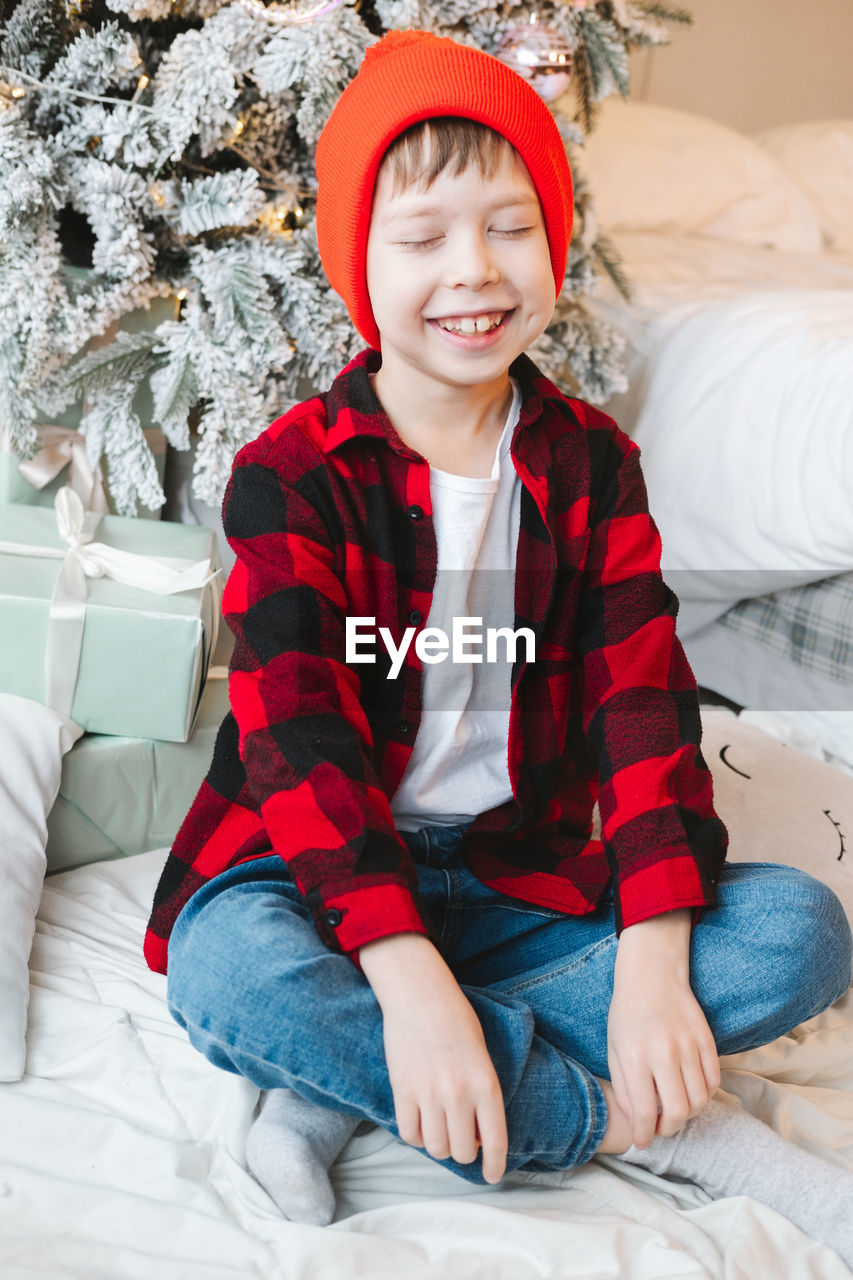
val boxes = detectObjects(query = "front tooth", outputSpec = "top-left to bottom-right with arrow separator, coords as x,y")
459,317 -> 477,334
475,315 -> 492,332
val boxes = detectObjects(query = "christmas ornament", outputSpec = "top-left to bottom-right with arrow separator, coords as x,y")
237,0 -> 346,25
495,16 -> 573,103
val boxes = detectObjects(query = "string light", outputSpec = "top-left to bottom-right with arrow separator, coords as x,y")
0,63 -> 160,113
176,289 -> 188,300
232,119 -> 245,138
259,202 -> 297,236
130,73 -> 150,106
0,79 -> 27,110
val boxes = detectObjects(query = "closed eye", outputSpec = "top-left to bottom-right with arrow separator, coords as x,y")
397,237 -> 443,251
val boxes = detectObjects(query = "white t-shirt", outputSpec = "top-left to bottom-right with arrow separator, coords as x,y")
391,379 -> 523,831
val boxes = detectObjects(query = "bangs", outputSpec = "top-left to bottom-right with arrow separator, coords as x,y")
380,118 -> 516,197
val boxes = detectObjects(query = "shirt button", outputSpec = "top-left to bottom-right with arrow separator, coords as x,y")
324,908 -> 343,927
408,609 -> 423,625
398,720 -> 410,735
407,505 -> 424,521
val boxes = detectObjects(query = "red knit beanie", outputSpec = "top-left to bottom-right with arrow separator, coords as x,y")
315,29 -> 573,350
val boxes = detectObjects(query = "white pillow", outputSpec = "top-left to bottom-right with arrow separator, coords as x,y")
752,120 -> 853,255
702,708 -> 853,933
630,286 -> 853,610
578,98 -> 823,253
0,694 -> 82,1081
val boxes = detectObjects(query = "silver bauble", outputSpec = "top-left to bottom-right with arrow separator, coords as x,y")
496,21 -> 573,103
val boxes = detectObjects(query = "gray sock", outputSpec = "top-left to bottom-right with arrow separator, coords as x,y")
245,1088 -> 361,1225
619,1096 -> 853,1268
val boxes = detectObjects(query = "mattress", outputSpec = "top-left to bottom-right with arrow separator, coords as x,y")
3,848 -> 851,1279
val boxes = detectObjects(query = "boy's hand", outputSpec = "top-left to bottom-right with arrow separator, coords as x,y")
607,909 -> 721,1150
358,933 -> 508,1184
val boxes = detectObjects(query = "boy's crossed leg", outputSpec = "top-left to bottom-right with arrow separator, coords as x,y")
166,856 -> 611,1218
466,859 -> 853,1268
168,854 -> 852,1262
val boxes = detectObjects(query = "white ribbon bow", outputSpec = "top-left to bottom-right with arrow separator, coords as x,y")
0,488 -> 219,719
15,425 -> 111,514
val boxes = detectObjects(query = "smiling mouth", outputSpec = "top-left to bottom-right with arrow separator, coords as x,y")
433,310 -> 509,335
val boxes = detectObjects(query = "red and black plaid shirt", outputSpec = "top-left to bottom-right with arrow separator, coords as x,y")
144,348 -> 727,976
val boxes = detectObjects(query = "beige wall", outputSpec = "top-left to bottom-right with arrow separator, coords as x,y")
630,0 -> 853,134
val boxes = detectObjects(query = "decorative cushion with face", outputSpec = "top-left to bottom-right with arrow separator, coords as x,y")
701,708 -> 853,933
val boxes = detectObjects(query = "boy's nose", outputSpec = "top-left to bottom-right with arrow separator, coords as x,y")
447,234 -> 500,290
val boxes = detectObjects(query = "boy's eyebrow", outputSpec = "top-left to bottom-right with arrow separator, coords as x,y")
376,194 -> 541,226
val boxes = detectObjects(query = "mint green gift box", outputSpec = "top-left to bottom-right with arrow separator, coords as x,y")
46,676 -> 230,874
0,503 -> 220,741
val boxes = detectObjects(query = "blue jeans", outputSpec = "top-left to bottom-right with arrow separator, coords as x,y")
167,824 -> 852,1184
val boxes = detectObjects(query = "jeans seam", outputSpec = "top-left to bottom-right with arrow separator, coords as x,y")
470,902 -> 568,920
441,869 -> 463,953
497,934 -> 616,997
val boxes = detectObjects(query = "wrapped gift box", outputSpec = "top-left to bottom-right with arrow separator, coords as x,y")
46,676 -> 230,874
0,501 -> 220,741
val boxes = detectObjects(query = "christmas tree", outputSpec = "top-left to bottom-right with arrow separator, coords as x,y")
0,0 -> 691,516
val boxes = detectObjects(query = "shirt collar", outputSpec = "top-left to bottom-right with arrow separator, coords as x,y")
321,348 -> 566,458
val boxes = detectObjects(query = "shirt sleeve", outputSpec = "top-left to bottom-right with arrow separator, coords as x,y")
578,433 -> 728,934
222,445 -> 439,968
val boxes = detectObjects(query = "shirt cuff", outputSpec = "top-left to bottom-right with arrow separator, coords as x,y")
314,881 -> 438,971
615,852 -> 719,934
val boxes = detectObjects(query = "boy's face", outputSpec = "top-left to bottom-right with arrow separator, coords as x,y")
365,144 -> 555,395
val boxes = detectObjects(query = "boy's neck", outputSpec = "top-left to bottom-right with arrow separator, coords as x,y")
369,360 -> 515,478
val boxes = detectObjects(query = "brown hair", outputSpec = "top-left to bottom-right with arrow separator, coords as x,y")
379,117 -> 519,197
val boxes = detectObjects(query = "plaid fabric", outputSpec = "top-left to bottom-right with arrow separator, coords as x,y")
144,349 -> 727,976
719,572 -> 853,685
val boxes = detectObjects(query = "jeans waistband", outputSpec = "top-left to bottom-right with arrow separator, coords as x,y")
400,822 -> 473,868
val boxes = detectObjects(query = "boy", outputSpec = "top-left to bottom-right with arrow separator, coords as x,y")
146,30 -> 853,1259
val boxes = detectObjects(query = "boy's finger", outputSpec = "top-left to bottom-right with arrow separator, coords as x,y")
652,1063 -> 690,1138
420,1106 -> 452,1161
446,1109 -> 480,1168
700,1042 -> 721,1096
680,1049 -> 712,1117
626,1069 -> 659,1149
609,1054 -> 634,1131
476,1096 -> 508,1185
394,1098 -> 423,1149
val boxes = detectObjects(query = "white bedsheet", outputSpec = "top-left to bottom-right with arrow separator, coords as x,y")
1,848 -> 851,1278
